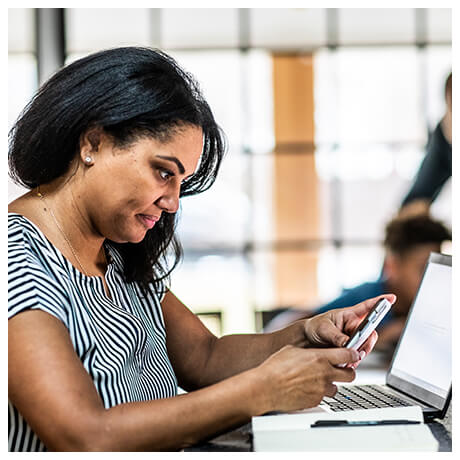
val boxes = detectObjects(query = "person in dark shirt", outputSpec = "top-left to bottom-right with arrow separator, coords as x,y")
264,215 -> 451,353
400,72 -> 452,218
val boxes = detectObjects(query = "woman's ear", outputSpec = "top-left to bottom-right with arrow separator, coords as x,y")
79,127 -> 103,166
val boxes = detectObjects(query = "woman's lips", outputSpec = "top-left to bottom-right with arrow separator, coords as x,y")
137,214 -> 160,229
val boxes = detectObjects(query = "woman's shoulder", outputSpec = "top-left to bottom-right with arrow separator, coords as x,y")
8,192 -> 45,237
8,212 -> 61,269
8,212 -> 73,325
9,212 -> 45,242
9,212 -> 36,242
8,189 -> 36,214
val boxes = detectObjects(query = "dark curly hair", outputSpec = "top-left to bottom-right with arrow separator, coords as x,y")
384,215 -> 451,256
8,47 -> 226,294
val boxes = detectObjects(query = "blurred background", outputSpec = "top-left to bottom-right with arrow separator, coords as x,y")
8,8 -> 452,336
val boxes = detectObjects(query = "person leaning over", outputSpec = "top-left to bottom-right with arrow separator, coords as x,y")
399,72 -> 452,218
8,47 -> 392,452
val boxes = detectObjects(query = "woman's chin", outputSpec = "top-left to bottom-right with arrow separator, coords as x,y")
107,230 -> 146,245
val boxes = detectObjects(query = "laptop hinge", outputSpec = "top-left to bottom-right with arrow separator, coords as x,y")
385,383 -> 432,409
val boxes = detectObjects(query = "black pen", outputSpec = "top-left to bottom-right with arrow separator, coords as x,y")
311,419 -> 421,428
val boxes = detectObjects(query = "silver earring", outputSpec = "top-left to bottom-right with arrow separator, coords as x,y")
84,156 -> 93,164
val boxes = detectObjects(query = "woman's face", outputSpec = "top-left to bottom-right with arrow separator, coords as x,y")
81,125 -> 203,243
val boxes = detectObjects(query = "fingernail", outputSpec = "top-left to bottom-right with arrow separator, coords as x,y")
359,351 -> 366,360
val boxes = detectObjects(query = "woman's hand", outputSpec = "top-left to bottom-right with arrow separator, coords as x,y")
303,294 -> 397,368
254,345 -> 360,413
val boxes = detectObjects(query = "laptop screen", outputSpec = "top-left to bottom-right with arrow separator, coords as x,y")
387,253 -> 452,406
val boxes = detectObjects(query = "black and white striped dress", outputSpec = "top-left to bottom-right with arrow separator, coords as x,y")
8,213 -> 178,452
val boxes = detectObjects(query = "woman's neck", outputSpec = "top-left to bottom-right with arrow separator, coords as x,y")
10,180 -> 106,277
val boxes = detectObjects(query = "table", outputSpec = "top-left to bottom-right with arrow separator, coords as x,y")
185,351 -> 452,452
186,412 -> 451,452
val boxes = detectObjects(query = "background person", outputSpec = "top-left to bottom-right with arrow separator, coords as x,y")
399,72 -> 452,218
264,214 -> 451,353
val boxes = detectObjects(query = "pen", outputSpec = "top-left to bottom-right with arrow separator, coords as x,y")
311,419 -> 421,428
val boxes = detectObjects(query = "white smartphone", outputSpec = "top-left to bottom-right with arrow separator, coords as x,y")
345,298 -> 392,351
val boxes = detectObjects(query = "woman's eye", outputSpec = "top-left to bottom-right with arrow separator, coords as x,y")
159,169 -> 174,181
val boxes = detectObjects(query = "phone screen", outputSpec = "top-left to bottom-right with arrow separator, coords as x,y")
345,298 -> 391,349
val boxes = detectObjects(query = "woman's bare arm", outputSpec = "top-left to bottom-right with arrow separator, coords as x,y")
162,291 -> 391,389
161,290 -> 310,389
9,308 -> 358,451
8,309 -> 263,451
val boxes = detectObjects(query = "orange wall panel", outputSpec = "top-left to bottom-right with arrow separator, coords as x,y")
272,54 -> 319,307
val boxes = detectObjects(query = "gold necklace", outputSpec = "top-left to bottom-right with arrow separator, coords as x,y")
36,188 -> 107,276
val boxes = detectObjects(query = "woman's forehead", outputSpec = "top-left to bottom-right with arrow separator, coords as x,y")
143,126 -> 203,174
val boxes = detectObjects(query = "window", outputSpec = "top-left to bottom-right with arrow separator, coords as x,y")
8,8 -> 37,203
312,44 -> 451,297
9,8 -> 452,335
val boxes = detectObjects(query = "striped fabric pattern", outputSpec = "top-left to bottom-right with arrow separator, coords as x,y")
8,213 -> 178,452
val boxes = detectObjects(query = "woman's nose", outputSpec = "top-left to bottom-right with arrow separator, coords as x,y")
156,184 -> 180,213
161,195 -> 180,213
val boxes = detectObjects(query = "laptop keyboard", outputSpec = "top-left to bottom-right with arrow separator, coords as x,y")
322,384 -> 413,412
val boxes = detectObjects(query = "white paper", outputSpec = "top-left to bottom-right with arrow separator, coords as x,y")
252,405 -> 423,432
253,423 -> 438,452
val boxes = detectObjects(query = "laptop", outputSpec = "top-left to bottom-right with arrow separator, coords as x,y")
317,252 -> 452,422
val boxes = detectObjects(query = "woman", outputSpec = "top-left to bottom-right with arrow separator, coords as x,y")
8,47 -> 393,451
